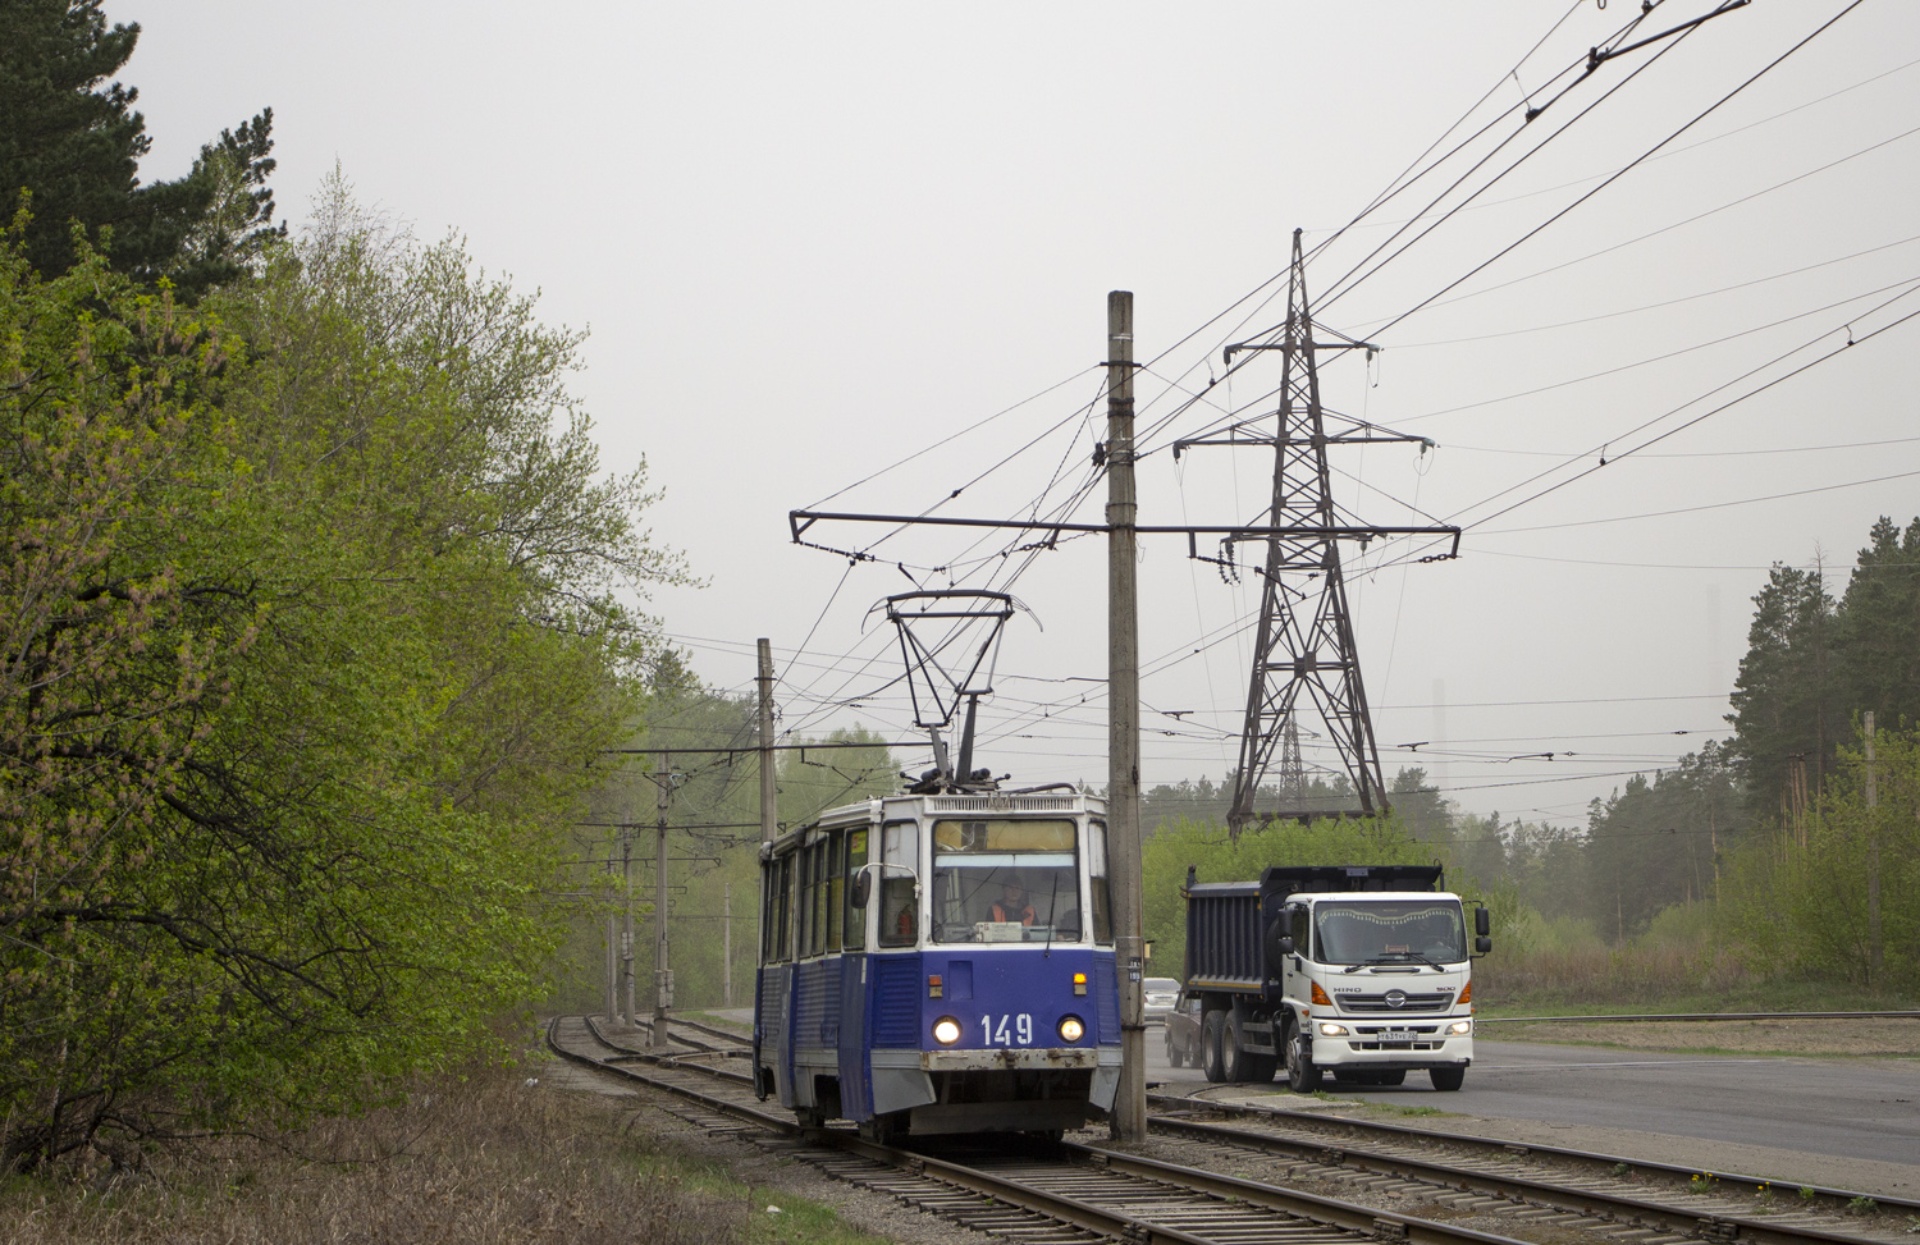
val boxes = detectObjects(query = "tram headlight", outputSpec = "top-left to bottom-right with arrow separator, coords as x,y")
932,1016 -> 963,1045
1057,1015 -> 1085,1042
1446,1019 -> 1472,1036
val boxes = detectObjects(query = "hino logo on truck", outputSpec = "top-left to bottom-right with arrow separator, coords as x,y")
1384,989 -> 1407,1009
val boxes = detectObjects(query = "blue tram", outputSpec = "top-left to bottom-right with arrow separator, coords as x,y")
753,789 -> 1122,1140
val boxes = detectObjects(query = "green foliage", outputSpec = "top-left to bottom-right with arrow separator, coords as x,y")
1579,743 -> 1746,942
1143,813 -> 1435,976
0,1 -> 281,293
776,726 -> 897,828
0,183 -> 681,1167
1721,723 -> 1920,991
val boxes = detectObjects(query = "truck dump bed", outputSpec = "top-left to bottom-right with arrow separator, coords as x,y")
1183,864 -> 1444,993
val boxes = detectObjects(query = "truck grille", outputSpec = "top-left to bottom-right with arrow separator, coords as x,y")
1349,1022 -> 1442,1051
1334,991 -> 1452,1014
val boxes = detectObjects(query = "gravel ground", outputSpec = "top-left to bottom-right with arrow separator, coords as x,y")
539,1057 -> 977,1245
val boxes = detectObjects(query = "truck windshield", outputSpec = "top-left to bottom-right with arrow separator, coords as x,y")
1314,900 -> 1467,965
929,818 -> 1080,944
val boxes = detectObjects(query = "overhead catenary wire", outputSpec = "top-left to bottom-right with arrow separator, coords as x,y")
1349,0 -> 1872,340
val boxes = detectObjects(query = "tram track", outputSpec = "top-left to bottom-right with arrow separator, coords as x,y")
1142,1092 -> 1914,1245
618,1012 -> 754,1058
546,1016 -> 1909,1245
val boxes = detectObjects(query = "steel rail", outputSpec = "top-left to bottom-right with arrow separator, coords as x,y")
582,1015 -> 754,1084
1061,1140 -> 1543,1245
1140,1109 -> 1897,1245
623,1013 -> 754,1054
1147,1090 -> 1920,1220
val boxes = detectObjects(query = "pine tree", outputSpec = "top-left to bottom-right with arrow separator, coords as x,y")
1727,564 -> 1842,817
1837,516 -> 1920,734
0,0 -> 277,291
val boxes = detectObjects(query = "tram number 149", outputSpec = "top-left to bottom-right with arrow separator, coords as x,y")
982,1013 -> 1033,1045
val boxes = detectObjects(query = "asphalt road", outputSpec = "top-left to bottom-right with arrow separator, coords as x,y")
1148,1031 -> 1920,1168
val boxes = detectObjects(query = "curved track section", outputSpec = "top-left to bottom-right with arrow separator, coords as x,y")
1146,1091 -> 1914,1245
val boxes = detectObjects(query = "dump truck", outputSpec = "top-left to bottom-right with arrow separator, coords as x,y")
1177,864 -> 1489,1092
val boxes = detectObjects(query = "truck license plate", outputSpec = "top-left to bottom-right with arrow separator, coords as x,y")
1379,1029 -> 1419,1044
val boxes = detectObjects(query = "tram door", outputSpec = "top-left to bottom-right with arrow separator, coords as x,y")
836,827 -> 872,1120
759,852 -> 797,1105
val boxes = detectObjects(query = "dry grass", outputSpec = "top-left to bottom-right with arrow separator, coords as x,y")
0,1063 -> 746,1245
1476,940 -> 1758,1006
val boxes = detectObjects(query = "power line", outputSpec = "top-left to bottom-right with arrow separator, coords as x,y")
1354,0 -> 1863,339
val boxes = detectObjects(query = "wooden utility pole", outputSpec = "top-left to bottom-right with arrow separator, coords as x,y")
759,638 -> 778,846
652,762 -> 672,1049
1866,711 -> 1881,985
1105,290 -> 1146,1142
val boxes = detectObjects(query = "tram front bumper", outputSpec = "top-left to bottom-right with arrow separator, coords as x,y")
919,1047 -> 1102,1072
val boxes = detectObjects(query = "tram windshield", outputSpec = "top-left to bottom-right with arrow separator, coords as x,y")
930,819 -> 1081,944
1313,899 -> 1468,966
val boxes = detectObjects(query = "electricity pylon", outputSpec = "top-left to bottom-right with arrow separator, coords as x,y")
1177,228 -> 1457,837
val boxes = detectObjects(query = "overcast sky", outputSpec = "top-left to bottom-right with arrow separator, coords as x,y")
118,1 -> 1920,827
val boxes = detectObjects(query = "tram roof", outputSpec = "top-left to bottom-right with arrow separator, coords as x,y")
768,789 -> 1105,852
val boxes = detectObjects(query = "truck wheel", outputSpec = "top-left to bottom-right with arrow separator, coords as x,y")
1224,1013 -> 1275,1083
1429,1067 -> 1465,1092
1222,1013 -> 1251,1082
1202,1010 -> 1228,1083
1164,1027 -> 1183,1068
1284,1017 -> 1322,1093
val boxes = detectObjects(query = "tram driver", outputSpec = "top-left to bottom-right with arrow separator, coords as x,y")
991,879 -> 1036,926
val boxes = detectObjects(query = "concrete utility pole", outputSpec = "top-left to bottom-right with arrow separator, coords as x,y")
723,880 -> 734,1009
622,828 -> 635,1025
1105,290 -> 1146,1142
759,638 -> 778,847
605,846 -> 618,1025
652,761 -> 673,1049
1866,711 -> 1881,985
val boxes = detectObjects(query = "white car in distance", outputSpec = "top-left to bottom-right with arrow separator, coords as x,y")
1143,977 -> 1182,1024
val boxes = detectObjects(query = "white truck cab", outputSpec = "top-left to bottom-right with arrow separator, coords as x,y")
1270,886 -> 1485,1090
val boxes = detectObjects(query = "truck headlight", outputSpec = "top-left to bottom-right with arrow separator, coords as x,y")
932,1017 -> 962,1045
1317,1022 -> 1348,1037
1058,1015 -> 1085,1042
1446,1019 -> 1472,1036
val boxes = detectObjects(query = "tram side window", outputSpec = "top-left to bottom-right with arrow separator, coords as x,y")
760,862 -> 776,961
797,845 -> 814,959
812,838 -> 833,957
807,840 -> 826,957
878,821 -> 916,947
770,855 -> 793,961
1088,821 -> 1113,944
826,832 -> 844,951
843,829 -> 868,951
